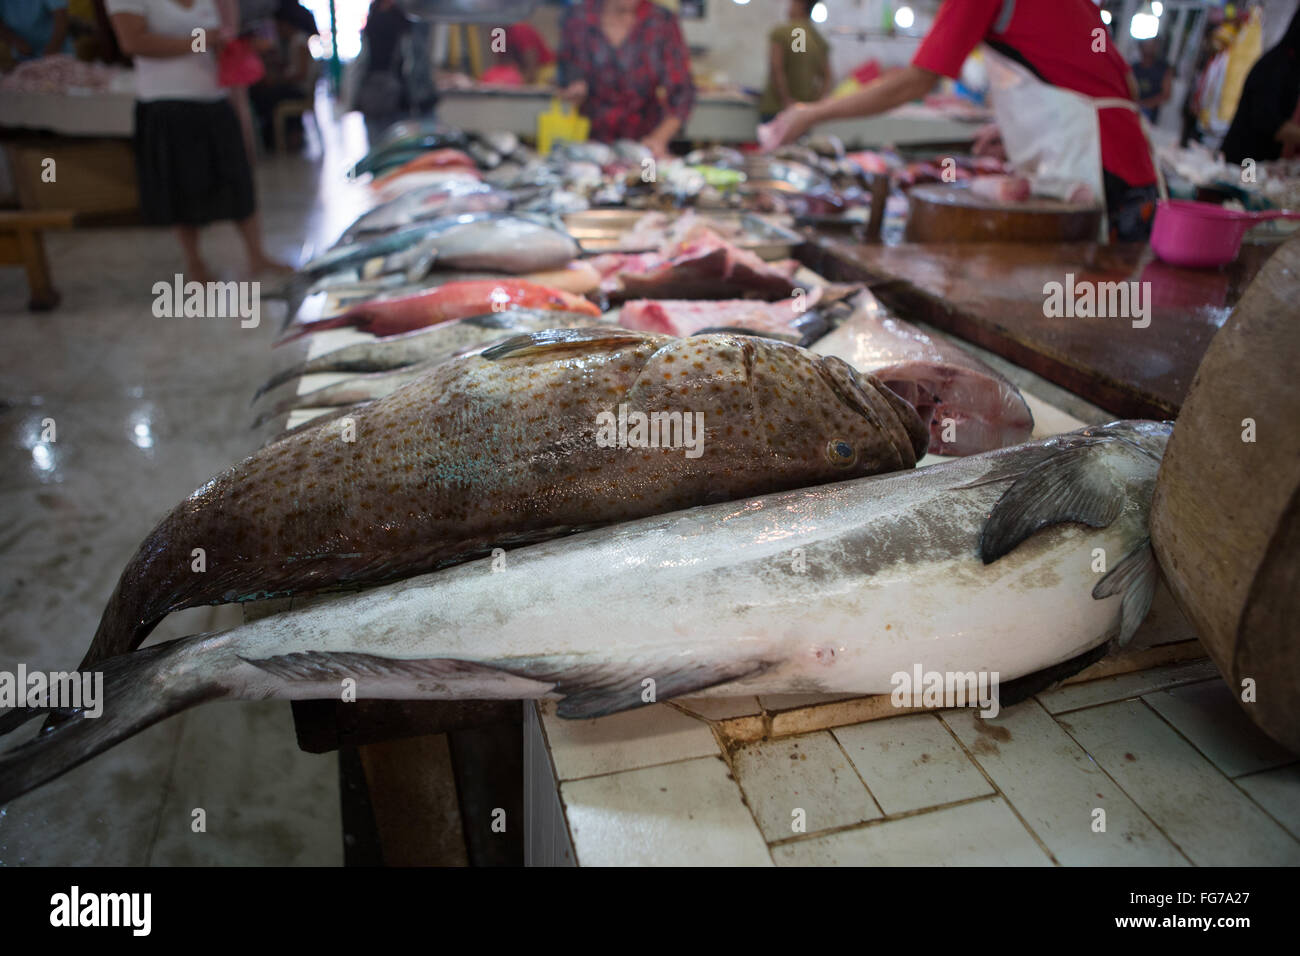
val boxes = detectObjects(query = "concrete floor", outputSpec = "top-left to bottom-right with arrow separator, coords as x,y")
0,110 -> 369,865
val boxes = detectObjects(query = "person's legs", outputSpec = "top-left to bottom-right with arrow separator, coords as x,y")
175,225 -> 215,283
233,212 -> 292,276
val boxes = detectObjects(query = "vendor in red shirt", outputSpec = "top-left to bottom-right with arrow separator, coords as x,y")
763,0 -> 1161,241
557,0 -> 695,156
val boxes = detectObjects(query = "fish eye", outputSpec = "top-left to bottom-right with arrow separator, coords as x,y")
826,439 -> 857,467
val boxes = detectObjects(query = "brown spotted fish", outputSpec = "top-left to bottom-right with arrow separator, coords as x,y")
79,328 -> 927,667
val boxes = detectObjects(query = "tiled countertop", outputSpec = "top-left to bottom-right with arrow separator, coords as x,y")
526,658 -> 1299,866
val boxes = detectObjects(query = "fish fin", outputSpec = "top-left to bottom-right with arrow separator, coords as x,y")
979,442 -> 1123,564
1092,538 -> 1158,647
480,327 -> 654,360
0,641 -> 218,803
995,641 -> 1112,708
503,655 -> 773,720
240,651 -> 522,688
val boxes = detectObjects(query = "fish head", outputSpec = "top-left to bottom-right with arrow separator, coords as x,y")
634,335 -> 929,478
1081,420 -> 1173,463
809,353 -> 931,466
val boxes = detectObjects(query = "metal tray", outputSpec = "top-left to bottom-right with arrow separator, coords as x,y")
565,210 -> 803,259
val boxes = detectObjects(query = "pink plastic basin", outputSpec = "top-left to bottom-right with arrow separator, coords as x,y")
1150,199 -> 1300,268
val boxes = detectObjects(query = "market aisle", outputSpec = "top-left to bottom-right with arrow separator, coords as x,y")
0,114 -> 369,864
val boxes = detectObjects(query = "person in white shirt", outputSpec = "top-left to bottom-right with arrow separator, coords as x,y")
106,0 -> 287,281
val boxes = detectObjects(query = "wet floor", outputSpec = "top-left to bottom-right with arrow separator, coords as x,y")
0,106 -> 373,864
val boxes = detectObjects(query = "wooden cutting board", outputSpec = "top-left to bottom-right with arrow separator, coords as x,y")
1150,233 -> 1300,753
904,183 -> 1103,243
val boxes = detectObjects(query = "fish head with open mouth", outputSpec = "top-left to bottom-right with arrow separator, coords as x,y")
605,332 -> 930,490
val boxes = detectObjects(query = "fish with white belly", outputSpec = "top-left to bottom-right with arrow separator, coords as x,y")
0,421 -> 1168,802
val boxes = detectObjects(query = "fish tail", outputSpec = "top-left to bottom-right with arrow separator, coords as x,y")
78,580 -> 154,670
0,639 -> 220,803
252,362 -> 311,402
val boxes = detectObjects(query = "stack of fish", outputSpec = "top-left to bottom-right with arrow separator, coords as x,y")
0,120 -> 1172,802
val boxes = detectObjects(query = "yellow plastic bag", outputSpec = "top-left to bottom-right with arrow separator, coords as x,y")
537,99 -> 590,156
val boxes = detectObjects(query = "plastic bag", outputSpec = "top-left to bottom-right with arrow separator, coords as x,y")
217,37 -> 265,88
537,98 -> 589,156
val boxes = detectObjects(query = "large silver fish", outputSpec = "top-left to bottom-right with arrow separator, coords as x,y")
813,292 -> 1035,456
0,422 -> 1166,802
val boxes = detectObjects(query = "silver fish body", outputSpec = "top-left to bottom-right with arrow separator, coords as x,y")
0,422 -> 1169,801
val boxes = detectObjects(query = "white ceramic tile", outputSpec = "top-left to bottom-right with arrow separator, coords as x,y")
944,702 -> 1186,865
1037,660 -> 1221,714
1059,700 -> 1300,865
773,798 -> 1050,866
1142,681 -> 1296,778
731,732 -> 879,841
671,696 -> 762,721
834,714 -> 993,815
1235,765 -> 1300,840
561,756 -> 772,866
537,700 -> 720,781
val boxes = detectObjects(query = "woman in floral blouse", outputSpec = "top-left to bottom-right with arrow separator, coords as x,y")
557,0 -> 695,156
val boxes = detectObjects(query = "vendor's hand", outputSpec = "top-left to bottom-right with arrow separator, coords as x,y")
641,132 -> 671,158
559,80 -> 587,106
759,101 -> 818,152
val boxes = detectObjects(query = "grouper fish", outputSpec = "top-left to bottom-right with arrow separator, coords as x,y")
0,421 -> 1167,802
74,328 -> 928,668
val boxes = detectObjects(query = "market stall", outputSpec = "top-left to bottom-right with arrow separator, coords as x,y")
2,0 -> 1299,887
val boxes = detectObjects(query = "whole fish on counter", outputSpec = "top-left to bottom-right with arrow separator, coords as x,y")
336,182 -> 510,242
71,328 -> 926,667
302,214 -> 579,282
0,421 -> 1167,800
812,292 -> 1034,456
279,278 -> 601,342
256,309 -> 608,397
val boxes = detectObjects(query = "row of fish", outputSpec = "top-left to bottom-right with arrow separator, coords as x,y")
0,122 -> 1161,803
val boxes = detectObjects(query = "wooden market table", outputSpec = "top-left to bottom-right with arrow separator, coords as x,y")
804,239 -> 1282,421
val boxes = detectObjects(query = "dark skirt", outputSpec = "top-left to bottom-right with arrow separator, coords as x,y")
134,98 -> 255,227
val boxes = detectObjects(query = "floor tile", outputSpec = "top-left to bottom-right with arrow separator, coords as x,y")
1059,700 -> 1300,865
731,732 -> 879,841
1037,660 -> 1221,714
944,702 -> 1186,865
773,798 -> 1050,866
834,714 -> 993,815
562,756 -> 771,866
537,700 -> 719,781
1235,765 -> 1300,840
1142,681 -> 1296,778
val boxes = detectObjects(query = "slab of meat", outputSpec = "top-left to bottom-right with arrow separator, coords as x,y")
969,175 -> 1032,203
590,229 -> 798,301
812,292 -> 1034,456
619,291 -> 826,344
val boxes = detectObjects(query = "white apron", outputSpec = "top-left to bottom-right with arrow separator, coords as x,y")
982,41 -> 1165,242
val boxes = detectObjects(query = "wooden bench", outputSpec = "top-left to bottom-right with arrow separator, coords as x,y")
0,209 -> 76,310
